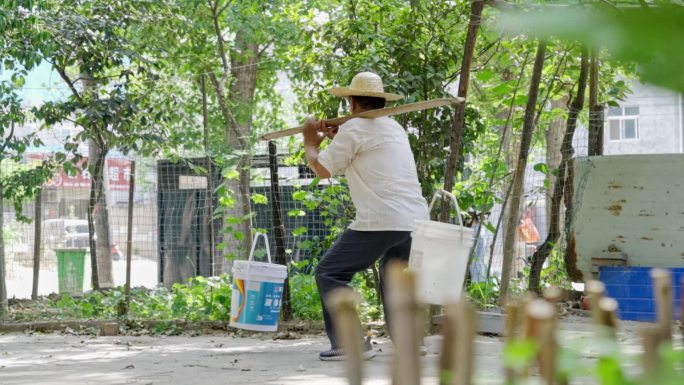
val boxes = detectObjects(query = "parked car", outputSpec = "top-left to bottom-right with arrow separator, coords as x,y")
43,218 -> 123,261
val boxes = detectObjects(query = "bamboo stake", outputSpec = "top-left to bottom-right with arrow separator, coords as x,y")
681,277 -> 684,342
543,286 -> 563,305
597,297 -> 619,339
439,302 -> 457,385
504,299 -> 524,383
327,288 -> 364,385
451,301 -> 476,385
386,262 -> 421,385
650,268 -> 672,341
525,299 -> 557,385
641,325 -> 662,382
585,280 -> 605,325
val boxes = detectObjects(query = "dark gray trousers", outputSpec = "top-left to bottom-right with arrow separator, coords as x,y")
314,229 -> 412,349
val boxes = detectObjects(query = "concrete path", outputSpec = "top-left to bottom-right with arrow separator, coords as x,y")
0,321 -> 650,385
0,333 -> 498,385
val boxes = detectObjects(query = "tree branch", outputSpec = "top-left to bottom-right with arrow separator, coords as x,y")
257,40 -> 273,58
534,48 -> 570,126
55,65 -> 83,103
445,37 -> 501,85
1,121 -> 16,154
208,0 -> 231,80
208,71 -> 242,140
217,0 -> 234,16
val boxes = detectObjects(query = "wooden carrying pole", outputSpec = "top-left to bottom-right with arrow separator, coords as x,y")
259,98 -> 464,141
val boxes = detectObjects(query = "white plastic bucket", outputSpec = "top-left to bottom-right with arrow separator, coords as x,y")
409,189 -> 473,305
230,233 -> 288,332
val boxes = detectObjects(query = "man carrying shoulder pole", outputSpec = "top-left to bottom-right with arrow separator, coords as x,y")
302,71 -> 429,361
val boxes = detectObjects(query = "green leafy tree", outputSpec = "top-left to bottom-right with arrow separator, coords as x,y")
148,0 -> 299,266
0,81 -> 54,318
2,1 -> 173,289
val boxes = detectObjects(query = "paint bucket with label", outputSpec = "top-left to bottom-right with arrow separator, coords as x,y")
409,189 -> 473,305
230,232 -> 288,332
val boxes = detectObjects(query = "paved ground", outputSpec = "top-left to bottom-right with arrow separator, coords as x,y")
0,333 -> 496,385
0,321 -> 651,385
6,258 -> 158,298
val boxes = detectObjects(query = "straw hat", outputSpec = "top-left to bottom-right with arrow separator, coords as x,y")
328,72 -> 403,101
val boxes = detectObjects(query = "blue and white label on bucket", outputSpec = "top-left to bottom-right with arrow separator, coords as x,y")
230,278 -> 284,327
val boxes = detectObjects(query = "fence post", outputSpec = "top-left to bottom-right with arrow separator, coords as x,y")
124,161 -> 136,313
268,141 -> 292,320
31,189 -> 43,300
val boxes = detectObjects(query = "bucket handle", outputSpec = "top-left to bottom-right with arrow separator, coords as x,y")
248,232 -> 273,264
428,189 -> 465,240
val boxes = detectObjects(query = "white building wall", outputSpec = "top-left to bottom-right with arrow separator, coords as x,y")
603,81 -> 682,155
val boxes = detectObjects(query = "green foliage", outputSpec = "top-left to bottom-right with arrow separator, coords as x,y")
503,331 -> 684,385
0,81 -> 55,221
289,273 -> 322,320
288,177 -> 355,258
352,270 -> 383,321
466,278 -> 500,309
48,275 -> 232,322
500,4 -> 684,94
289,258 -> 383,322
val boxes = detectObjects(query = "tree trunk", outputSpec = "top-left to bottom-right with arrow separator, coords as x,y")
88,139 -> 113,288
81,72 -> 112,289
528,49 -> 589,293
228,39 -> 259,261
207,9 -> 258,269
32,189 -> 42,300
439,0 -> 485,222
499,40 -> 548,305
0,184 -> 7,318
86,161 -> 100,291
588,48 -> 603,156
545,97 -> 568,227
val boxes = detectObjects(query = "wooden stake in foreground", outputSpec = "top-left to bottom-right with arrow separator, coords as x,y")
641,325 -> 663,382
450,301 -> 476,385
585,280 -> 605,325
327,288 -> 365,385
386,262 -> 421,385
596,297 -> 619,338
440,300 -> 476,385
525,299 -> 557,385
259,98 -> 464,141
503,298 -> 524,384
650,268 -> 673,341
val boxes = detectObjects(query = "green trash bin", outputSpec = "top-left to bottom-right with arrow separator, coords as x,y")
56,248 -> 87,296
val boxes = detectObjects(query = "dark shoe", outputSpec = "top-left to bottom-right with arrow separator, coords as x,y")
319,337 -> 376,361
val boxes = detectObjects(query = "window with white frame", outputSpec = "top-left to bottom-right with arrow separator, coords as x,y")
607,106 -> 639,141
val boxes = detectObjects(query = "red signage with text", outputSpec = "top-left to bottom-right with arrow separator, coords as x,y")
29,154 -> 131,190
